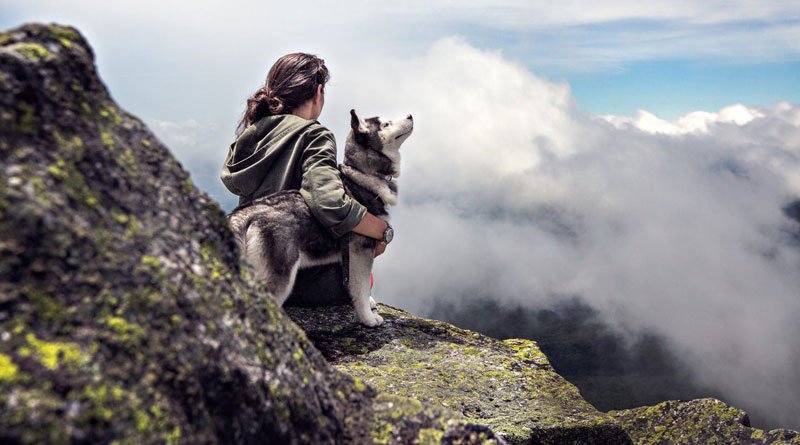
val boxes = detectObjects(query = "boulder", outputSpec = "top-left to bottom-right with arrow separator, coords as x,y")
610,398 -> 800,444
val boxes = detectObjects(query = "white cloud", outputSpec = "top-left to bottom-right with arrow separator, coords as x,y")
601,104 -> 766,135
344,38 -> 800,428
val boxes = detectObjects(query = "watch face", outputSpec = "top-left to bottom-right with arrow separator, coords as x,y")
384,227 -> 394,243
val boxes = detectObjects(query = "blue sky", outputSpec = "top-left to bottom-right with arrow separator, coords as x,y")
566,59 -> 800,119
2,1 -> 798,123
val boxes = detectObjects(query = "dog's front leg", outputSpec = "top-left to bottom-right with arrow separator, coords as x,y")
347,244 -> 383,327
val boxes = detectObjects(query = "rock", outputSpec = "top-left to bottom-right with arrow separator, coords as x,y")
287,304 -> 632,444
609,398 -> 800,444
0,22 -> 499,444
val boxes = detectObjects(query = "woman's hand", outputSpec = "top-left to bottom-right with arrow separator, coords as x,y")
374,241 -> 387,257
353,213 -> 390,258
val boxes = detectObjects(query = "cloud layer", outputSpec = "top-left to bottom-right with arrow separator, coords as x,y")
339,39 -> 800,428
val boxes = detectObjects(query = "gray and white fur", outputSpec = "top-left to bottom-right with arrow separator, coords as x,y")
227,109 -> 413,327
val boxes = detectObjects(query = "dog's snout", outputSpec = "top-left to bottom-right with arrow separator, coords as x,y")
407,114 -> 413,121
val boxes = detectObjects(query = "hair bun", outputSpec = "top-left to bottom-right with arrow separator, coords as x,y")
267,94 -> 284,114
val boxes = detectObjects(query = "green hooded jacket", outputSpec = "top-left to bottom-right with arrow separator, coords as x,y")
220,114 -> 367,238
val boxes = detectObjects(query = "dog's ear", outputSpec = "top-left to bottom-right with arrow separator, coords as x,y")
350,109 -> 366,134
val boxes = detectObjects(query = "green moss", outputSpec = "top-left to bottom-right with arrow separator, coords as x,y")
116,148 -> 139,175
12,42 -> 52,61
418,428 -> 444,444
83,384 -> 115,421
372,422 -> 393,444
17,101 -> 36,135
100,131 -> 115,151
45,156 -> 100,210
504,338 -> 549,367
99,106 -> 122,125
353,377 -> 367,392
0,353 -> 19,382
164,425 -> 181,445
181,177 -> 194,194
288,304 -> 624,442
141,255 -> 161,268
48,26 -> 80,48
102,316 -> 146,346
53,132 -> 85,160
123,214 -> 141,241
25,286 -> 66,325
200,242 -> 233,281
0,32 -> 10,46
48,159 -> 67,179
111,208 -> 130,225
24,332 -> 85,370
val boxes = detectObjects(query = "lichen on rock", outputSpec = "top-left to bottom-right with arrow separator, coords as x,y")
610,398 -> 800,445
287,304 -> 631,444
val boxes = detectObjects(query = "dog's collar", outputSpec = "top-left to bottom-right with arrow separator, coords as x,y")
341,164 -> 394,183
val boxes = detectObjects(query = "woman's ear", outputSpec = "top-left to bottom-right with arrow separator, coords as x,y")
315,84 -> 324,101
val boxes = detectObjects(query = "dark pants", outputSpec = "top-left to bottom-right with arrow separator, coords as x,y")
283,263 -> 351,307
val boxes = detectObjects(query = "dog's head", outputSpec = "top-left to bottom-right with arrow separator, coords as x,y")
346,109 -> 413,177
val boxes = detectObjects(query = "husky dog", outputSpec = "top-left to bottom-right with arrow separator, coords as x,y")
227,110 -> 413,327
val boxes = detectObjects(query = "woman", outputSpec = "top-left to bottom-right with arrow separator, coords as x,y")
220,53 -> 390,305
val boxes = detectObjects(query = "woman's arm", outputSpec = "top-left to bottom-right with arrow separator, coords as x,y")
299,125 -> 391,256
352,212 -> 390,256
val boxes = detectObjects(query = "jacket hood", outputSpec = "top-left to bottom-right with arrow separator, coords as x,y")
221,114 -> 317,197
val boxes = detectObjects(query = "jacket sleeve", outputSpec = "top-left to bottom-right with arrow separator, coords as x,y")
299,127 -> 367,238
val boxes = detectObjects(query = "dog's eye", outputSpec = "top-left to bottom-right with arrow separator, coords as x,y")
381,122 -> 390,128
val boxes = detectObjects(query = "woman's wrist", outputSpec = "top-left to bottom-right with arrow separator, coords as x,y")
352,212 -> 390,240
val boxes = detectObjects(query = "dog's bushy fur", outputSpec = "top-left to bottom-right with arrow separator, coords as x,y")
227,110 -> 413,326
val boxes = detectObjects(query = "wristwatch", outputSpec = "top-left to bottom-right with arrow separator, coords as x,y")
381,224 -> 394,244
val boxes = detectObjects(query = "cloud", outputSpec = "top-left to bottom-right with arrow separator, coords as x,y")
601,104 -> 766,135
341,38 -> 800,428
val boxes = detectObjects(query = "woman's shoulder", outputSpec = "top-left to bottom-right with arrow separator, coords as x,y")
302,119 -> 335,143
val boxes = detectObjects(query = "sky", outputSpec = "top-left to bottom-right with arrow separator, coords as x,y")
3,0 -> 800,431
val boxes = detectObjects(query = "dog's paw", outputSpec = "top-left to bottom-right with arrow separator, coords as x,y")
359,311 -> 384,327
369,296 -> 377,310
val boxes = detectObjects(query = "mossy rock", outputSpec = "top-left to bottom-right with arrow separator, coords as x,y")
287,304 -> 632,444
609,398 -> 800,444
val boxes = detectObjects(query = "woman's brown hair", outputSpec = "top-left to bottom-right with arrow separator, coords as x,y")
236,53 -> 330,135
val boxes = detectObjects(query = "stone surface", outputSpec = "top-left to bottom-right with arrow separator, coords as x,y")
0,22 -> 500,445
287,304 -> 632,444
610,398 -> 800,445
